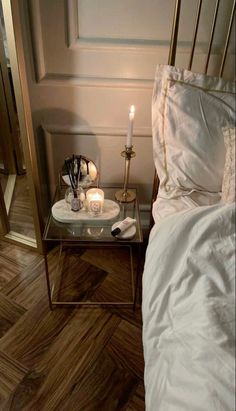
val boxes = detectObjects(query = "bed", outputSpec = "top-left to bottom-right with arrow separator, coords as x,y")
142,1 -> 235,410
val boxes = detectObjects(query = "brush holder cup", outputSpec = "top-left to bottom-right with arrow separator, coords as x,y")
65,186 -> 85,212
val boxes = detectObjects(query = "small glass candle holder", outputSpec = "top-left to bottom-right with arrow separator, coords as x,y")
86,188 -> 104,216
65,186 -> 85,212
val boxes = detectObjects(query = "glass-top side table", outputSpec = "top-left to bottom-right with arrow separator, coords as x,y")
43,186 -> 143,309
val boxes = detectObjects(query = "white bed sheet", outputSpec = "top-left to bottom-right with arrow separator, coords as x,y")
152,189 -> 221,224
142,203 -> 235,411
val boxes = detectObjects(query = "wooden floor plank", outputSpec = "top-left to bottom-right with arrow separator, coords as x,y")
2,370 -> 44,411
24,310 -> 121,410
126,382 -> 145,411
82,248 -> 132,278
82,248 -> 134,304
106,307 -> 142,329
0,255 -> 22,290
1,248 -> 58,310
8,175 -> 35,239
0,239 -> 37,267
59,350 -> 138,411
0,240 -> 145,410
92,273 -> 133,303
0,350 -> 28,407
106,320 -> 144,380
0,295 -> 75,369
56,248 -> 108,302
0,292 -> 26,338
1,255 -> 44,308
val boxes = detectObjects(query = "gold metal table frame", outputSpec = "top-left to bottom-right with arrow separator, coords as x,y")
43,186 -> 143,310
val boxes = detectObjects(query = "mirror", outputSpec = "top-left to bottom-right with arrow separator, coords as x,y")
61,155 -> 98,188
0,0 -> 37,244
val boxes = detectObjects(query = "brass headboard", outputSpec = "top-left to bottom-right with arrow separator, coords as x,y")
150,0 -> 236,229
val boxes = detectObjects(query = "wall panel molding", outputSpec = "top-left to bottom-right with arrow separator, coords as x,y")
39,74 -> 154,89
65,0 -> 233,54
42,124 -> 152,138
42,126 -> 152,228
66,0 -> 79,47
66,0 -> 172,51
28,0 -> 46,81
28,0 -> 234,86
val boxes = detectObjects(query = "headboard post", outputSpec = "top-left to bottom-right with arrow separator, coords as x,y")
150,0 -> 181,229
219,0 -> 236,76
204,0 -> 220,74
188,0 -> 203,70
168,0 -> 182,65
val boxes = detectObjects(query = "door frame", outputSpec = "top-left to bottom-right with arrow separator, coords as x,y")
0,37 -> 16,175
1,0 -> 43,253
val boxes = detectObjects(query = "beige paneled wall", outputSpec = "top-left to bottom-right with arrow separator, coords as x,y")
19,0 -> 235,226
43,129 -> 154,217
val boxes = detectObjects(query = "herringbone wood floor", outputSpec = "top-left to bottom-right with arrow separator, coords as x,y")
0,239 -> 145,410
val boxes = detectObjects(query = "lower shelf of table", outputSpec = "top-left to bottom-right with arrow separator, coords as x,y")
45,244 -> 141,309
50,301 -> 136,308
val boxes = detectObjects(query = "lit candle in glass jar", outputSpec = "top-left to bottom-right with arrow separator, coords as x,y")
86,188 -> 104,216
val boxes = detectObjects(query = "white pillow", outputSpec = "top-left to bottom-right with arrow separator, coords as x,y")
221,127 -> 235,203
152,65 -> 235,196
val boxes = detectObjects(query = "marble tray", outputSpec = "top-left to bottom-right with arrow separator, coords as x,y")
52,199 -> 120,223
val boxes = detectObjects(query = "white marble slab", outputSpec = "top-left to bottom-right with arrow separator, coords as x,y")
52,199 -> 120,223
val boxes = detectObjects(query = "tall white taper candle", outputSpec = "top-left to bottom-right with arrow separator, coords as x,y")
126,105 -> 135,148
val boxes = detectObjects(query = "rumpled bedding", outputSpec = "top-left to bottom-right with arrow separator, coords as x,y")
142,203 -> 235,411
152,189 -> 221,224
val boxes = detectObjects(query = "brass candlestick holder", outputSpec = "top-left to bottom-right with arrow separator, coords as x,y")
115,145 -> 136,203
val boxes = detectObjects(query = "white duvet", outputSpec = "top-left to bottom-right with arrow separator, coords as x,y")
142,203 -> 235,411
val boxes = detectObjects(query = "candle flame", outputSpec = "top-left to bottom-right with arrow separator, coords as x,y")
92,193 -> 102,200
130,105 -> 135,114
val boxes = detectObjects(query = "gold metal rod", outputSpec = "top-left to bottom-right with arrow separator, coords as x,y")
51,301 -> 135,306
168,0 -> 182,65
133,244 -> 142,309
129,246 -> 135,301
219,0 -> 236,77
43,244 -> 53,310
123,156 -> 131,198
115,146 -> 136,202
204,0 -> 220,74
188,0 -> 203,70
0,178 -> 10,235
51,242 -> 64,302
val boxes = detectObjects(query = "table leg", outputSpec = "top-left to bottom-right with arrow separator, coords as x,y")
133,244 -> 142,310
43,243 -> 53,310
